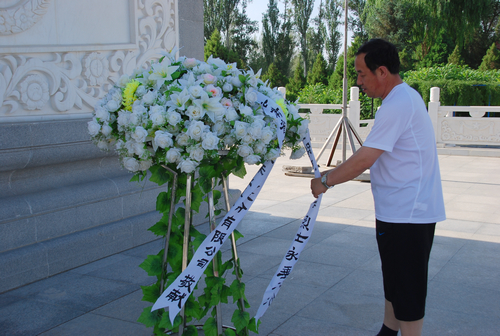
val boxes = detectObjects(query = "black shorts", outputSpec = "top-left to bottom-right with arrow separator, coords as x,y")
376,219 -> 436,321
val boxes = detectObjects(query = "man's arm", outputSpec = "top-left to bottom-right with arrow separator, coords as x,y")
311,146 -> 384,198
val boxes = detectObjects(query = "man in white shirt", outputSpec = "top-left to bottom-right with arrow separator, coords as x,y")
311,39 -> 446,336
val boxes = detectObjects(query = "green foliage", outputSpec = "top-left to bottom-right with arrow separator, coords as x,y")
285,63 -> 307,102
479,43 -> 500,71
448,45 -> 464,66
307,53 -> 329,86
261,62 -> 288,88
403,64 -> 500,82
204,29 -> 242,68
292,0 -> 315,77
329,37 -> 363,90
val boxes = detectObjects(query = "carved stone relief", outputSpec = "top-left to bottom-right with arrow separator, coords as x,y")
0,0 -> 51,35
440,119 -> 500,144
0,0 -> 177,121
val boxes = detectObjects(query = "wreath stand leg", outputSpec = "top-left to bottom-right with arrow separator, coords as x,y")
160,166 -> 178,293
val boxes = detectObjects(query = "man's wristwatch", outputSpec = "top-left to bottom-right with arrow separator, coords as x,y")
321,172 -> 334,189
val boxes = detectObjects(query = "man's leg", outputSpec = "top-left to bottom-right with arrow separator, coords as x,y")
382,300 -> 423,336
383,299 -> 400,331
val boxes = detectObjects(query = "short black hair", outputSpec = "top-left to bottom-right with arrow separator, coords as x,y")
355,39 -> 400,75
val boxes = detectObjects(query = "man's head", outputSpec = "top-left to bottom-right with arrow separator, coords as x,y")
354,39 -> 402,99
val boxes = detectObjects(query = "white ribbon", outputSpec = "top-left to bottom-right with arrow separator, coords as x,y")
152,92 -> 287,324
254,131 -> 322,321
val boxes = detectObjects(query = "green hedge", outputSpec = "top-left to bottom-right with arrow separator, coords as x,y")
405,80 -> 500,106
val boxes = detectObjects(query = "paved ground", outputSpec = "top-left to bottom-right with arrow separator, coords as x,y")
1,146 -> 500,336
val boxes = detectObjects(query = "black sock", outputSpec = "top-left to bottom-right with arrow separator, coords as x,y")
376,324 -> 398,336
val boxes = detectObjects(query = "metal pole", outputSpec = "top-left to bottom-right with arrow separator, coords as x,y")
342,0 -> 349,162
179,173 -> 193,336
207,178 -> 223,336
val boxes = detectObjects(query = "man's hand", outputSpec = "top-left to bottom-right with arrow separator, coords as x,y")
311,176 -> 327,198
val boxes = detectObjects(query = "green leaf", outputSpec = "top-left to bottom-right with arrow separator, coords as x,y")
238,74 -> 247,84
248,317 -> 261,334
232,229 -> 244,242
220,284 -> 231,304
185,296 -> 203,320
158,311 -> 182,331
149,165 -> 172,186
192,233 -> 208,251
148,217 -> 169,236
137,306 -> 162,327
230,279 -> 245,303
203,317 -> 218,336
139,254 -> 163,277
223,328 -> 237,336
190,183 -> 204,213
231,309 -> 250,334
141,283 -> 160,303
184,325 -> 198,336
231,158 -> 247,178
156,192 -> 171,213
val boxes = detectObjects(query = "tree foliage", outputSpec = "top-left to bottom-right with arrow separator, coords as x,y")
292,0 -> 315,77
324,0 -> 343,71
479,43 -> 500,70
286,63 -> 307,102
308,53 -> 329,86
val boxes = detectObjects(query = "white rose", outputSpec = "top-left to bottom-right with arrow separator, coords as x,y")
187,120 -> 206,140
225,107 -> 239,121
150,111 -> 166,126
298,119 -> 309,136
248,124 -> 262,140
154,131 -> 174,149
261,126 -> 274,144
224,134 -> 236,147
244,154 -> 261,165
189,85 -> 204,98
177,158 -> 197,173
123,157 -> 140,172
88,119 -> 101,136
95,106 -> 110,122
222,83 -> 233,92
231,76 -> 242,87
139,159 -> 153,171
135,85 -> 147,97
118,75 -> 130,88
106,100 -> 120,112
212,120 -> 225,136
234,121 -> 247,139
129,112 -> 141,125
183,58 -> 198,68
132,142 -> 146,157
265,148 -> 280,161
241,134 -> 253,144
167,111 -> 182,126
115,139 -> 125,150
237,144 -> 253,157
97,140 -> 110,150
201,132 -> 220,150
166,147 -> 182,163
189,145 -> 205,161
101,123 -> 113,136
186,105 -> 205,120
290,146 -> 306,159
248,76 -> 258,88
132,126 -> 148,143
253,140 -> 267,154
150,104 -> 165,115
288,104 -> 300,118
176,132 -> 190,146
245,89 -> 258,104
239,105 -> 253,117
201,73 -> 216,84
117,111 -> 130,129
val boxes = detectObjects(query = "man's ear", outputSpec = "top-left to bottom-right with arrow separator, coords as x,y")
377,66 -> 389,78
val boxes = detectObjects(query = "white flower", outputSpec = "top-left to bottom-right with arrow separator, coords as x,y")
290,146 -> 306,159
167,111 -> 182,126
244,154 -> 261,165
101,123 -> 113,136
135,85 -> 147,97
132,101 -> 147,115
220,98 -> 232,108
189,85 -> 204,98
222,83 -> 233,92
186,105 -> 205,120
131,126 -> 148,143
288,104 -> 300,119
193,91 -> 224,123
241,134 -> 253,144
188,144 -> 205,162
142,90 -> 157,105
176,132 -> 191,146
225,107 -> 239,121
166,147 -> 182,163
224,134 -> 236,147
237,144 -> 253,157
231,76 -> 242,87
106,100 -> 120,112
207,56 -> 227,69
118,75 -> 130,88
139,159 -> 153,171
123,157 -> 140,172
298,119 -> 309,136
150,107 -> 166,126
245,89 -> 258,104
205,84 -> 222,97
201,132 -> 219,150
97,140 -> 110,150
149,58 -> 179,89
248,76 -> 258,88
265,148 -> 280,161
88,119 -> 101,136
186,120 -> 207,140
201,73 -> 216,84
166,89 -> 190,110
248,124 -> 262,140
253,140 -> 267,154
132,142 -> 146,157
212,120 -> 226,136
177,158 -> 198,173
117,111 -> 131,129
261,126 -> 274,144
95,106 -> 110,122
239,105 -> 253,117
154,130 -> 174,149
234,121 -> 247,139
183,58 -> 198,68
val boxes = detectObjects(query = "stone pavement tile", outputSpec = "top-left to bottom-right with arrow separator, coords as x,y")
332,189 -> 375,211
424,307 -> 500,336
427,240 -> 465,280
237,215 -> 294,237
427,280 -> 500,318
0,298 -> 85,336
229,250 -> 282,280
436,218 -> 483,235
92,289 -> 149,324
475,223 -> 500,236
120,238 -> 163,259
261,200 -> 315,220
295,290 -> 384,333
432,261 -> 500,292
237,236 -> 302,258
69,254 -> 131,275
318,206 -> 375,222
271,315 -> 373,336
329,269 -> 383,298
38,313 -> 151,336
8,272 -> 137,312
264,219 -> 345,245
449,239 -> 500,268
317,228 -> 378,251
84,255 -> 155,286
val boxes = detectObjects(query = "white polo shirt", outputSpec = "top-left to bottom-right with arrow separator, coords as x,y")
363,83 -> 446,224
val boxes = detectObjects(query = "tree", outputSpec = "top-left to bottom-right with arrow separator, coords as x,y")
286,63 -> 307,102
204,29 -> 241,66
230,2 -> 259,67
307,1 -> 326,73
479,43 -> 500,70
329,36 -> 363,90
324,0 -> 343,72
308,53 -> 329,86
261,62 -> 287,88
292,0 -> 315,78
262,0 -> 280,66
348,0 -> 368,41
448,45 -> 465,65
